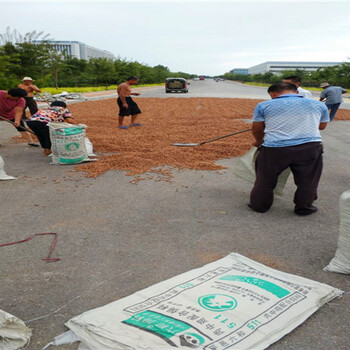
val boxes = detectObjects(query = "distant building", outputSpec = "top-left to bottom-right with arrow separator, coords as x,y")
34,40 -> 116,60
230,68 -> 249,75
248,61 -> 341,75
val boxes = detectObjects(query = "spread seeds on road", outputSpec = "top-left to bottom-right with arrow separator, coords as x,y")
64,97 -> 350,182
68,98 -> 261,181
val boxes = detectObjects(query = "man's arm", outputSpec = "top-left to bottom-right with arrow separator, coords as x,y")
14,107 -> 23,127
319,90 -> 326,101
31,85 -> 41,93
319,122 -> 328,130
252,122 -> 265,147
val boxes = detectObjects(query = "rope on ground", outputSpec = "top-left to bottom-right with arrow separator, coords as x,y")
0,232 -> 60,262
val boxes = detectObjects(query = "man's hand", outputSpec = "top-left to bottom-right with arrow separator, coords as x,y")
123,103 -> 128,109
13,121 -> 20,127
132,92 -> 140,96
253,141 -> 262,147
252,121 -> 265,148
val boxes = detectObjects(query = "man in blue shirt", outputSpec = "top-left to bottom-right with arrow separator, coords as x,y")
319,82 -> 347,121
249,82 -> 330,215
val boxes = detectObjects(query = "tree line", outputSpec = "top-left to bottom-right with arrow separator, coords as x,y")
0,41 -> 196,90
221,63 -> 350,88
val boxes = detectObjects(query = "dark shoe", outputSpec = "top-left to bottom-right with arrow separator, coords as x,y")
28,143 -> 40,147
247,203 -> 268,213
294,206 -> 318,216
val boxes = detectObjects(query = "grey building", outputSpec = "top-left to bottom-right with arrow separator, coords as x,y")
230,68 -> 249,75
34,40 -> 116,60
248,61 -> 341,75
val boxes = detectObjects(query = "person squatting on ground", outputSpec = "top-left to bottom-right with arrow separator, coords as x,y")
249,82 -> 329,216
283,76 -> 312,98
0,88 -> 38,146
117,76 -> 142,129
26,101 -> 75,156
319,82 -> 347,121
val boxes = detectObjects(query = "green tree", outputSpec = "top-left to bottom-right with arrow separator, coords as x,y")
88,57 -> 116,87
63,57 -> 88,87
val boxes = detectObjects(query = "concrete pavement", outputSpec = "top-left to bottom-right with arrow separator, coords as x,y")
0,83 -> 350,350
137,80 -> 350,110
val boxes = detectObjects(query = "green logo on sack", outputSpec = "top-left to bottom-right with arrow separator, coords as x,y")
198,294 -> 237,312
65,142 -> 80,151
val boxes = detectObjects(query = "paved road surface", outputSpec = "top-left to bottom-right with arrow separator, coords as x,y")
140,80 -> 271,99
49,80 -> 350,110
0,81 -> 350,350
136,79 -> 350,110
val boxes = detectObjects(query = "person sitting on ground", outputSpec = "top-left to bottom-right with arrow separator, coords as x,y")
319,82 -> 347,121
116,76 -> 142,129
283,76 -> 312,98
0,88 -> 38,147
249,82 -> 329,216
26,101 -> 76,156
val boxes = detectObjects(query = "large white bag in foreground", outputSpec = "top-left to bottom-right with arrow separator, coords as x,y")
325,189 -> 350,274
47,253 -> 342,350
0,310 -> 32,350
234,147 -> 291,196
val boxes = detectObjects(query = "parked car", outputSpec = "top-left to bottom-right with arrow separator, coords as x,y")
199,76 -> 205,80
165,78 -> 188,93
193,77 -> 200,81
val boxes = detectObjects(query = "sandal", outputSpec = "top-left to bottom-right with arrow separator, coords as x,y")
129,123 -> 143,127
28,143 -> 40,147
119,126 -> 128,130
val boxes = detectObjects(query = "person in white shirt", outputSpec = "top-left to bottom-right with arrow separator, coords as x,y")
283,76 -> 312,99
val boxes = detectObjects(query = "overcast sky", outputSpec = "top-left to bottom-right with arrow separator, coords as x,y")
0,1 -> 349,75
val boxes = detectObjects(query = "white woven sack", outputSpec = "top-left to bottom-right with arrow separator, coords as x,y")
46,253 -> 342,350
234,147 -> 291,196
0,310 -> 32,350
324,189 -> 350,274
0,155 -> 16,180
48,123 -> 88,165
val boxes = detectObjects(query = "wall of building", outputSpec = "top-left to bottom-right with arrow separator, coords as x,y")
35,40 -> 115,60
248,61 -> 341,75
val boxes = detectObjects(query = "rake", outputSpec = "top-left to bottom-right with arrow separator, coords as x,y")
173,128 -> 252,147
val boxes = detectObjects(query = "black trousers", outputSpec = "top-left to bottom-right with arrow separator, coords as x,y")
26,121 -> 51,149
250,142 -> 323,214
22,97 -> 38,119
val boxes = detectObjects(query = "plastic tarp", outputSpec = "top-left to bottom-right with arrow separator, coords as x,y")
0,310 -> 32,350
233,147 -> 291,196
324,189 -> 350,274
46,253 -> 342,350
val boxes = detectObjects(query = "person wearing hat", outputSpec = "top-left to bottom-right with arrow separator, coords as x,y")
26,101 -> 76,156
18,77 -> 41,118
17,77 -> 42,146
319,82 -> 347,121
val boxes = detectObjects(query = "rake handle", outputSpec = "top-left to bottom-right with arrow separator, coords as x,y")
0,115 -> 35,134
199,128 -> 252,145
36,93 -> 52,107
